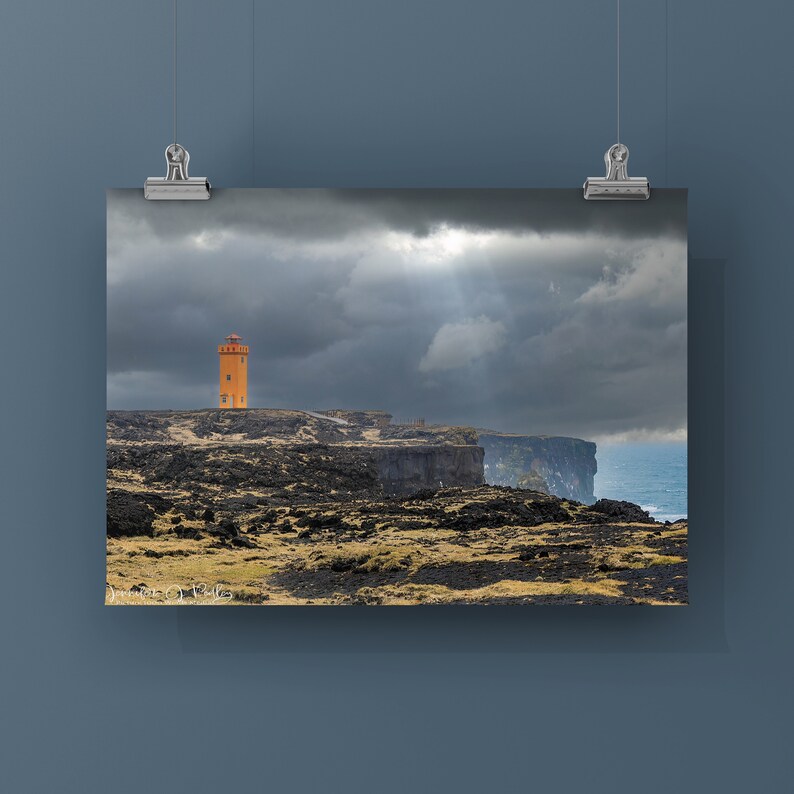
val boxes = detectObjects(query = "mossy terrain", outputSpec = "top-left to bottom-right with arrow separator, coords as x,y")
106,410 -> 687,606
106,487 -> 687,606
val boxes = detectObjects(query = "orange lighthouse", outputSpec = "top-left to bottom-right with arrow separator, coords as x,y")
218,333 -> 248,409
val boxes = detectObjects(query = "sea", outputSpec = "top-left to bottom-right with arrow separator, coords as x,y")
594,442 -> 688,522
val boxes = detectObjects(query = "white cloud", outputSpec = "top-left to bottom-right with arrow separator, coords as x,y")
594,427 -> 688,445
191,230 -> 226,251
385,224 -> 496,264
576,242 -> 687,307
419,315 -> 506,373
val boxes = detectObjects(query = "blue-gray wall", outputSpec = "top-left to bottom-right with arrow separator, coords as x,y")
1,1 -> 790,791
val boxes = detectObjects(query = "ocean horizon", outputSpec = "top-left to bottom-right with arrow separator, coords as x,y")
595,442 -> 687,522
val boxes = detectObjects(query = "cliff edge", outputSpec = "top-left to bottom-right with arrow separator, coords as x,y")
478,433 -> 597,504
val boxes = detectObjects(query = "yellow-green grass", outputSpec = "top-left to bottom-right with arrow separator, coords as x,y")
352,577 -> 627,606
106,503 -> 687,606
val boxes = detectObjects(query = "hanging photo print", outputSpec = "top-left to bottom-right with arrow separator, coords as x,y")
106,189 -> 688,605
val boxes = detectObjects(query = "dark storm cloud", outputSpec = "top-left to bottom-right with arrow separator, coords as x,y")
328,189 -> 687,242
107,189 -> 687,441
108,188 -> 687,246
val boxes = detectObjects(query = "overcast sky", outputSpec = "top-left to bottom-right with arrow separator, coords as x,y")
107,188 -> 687,442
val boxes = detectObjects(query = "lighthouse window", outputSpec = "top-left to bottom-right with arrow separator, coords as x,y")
241,397 -> 244,404
221,396 -> 227,404
241,356 -> 245,363
226,374 -> 231,381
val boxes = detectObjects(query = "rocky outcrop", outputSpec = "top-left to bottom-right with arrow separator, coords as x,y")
317,409 -> 393,427
107,409 -> 352,444
372,445 -> 485,497
106,410 -> 591,503
587,499 -> 655,524
109,443 -> 381,498
381,425 -> 479,445
478,433 -> 597,504
108,438 -> 484,502
107,489 -> 156,537
106,412 -> 170,441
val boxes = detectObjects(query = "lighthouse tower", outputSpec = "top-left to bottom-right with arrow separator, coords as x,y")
218,333 -> 248,409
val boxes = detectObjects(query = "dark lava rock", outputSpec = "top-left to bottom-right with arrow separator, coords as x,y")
220,495 -> 259,511
170,515 -> 182,525
220,519 -> 240,537
106,412 -> 169,442
107,490 -> 155,538
589,499 -> 656,524
409,560 -> 546,590
296,513 -> 343,531
444,496 -> 569,532
403,488 -> 438,502
103,477 -> 172,518
174,526 -> 203,540
201,508 -> 215,522
208,519 -> 240,539
129,440 -> 381,497
191,409 -> 348,443
139,492 -> 173,515
231,536 -> 257,549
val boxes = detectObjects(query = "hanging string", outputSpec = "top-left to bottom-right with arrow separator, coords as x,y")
173,0 -> 178,146
616,0 -> 621,144
252,0 -> 255,184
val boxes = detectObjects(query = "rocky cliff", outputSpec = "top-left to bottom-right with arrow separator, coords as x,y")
107,410 -> 595,503
372,445 -> 485,497
107,410 -> 486,500
478,433 -> 597,504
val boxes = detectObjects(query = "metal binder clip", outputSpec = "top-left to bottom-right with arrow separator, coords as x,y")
144,143 -> 211,200
583,143 -> 650,200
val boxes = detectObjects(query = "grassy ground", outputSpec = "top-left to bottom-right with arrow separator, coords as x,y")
106,488 -> 687,606
106,410 -> 686,606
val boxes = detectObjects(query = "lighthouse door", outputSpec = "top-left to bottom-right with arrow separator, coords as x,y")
229,396 -> 234,409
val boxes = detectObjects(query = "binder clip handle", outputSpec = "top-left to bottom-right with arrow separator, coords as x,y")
605,143 -> 630,181
144,142 -> 211,200
165,143 -> 190,180
583,143 -> 650,200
